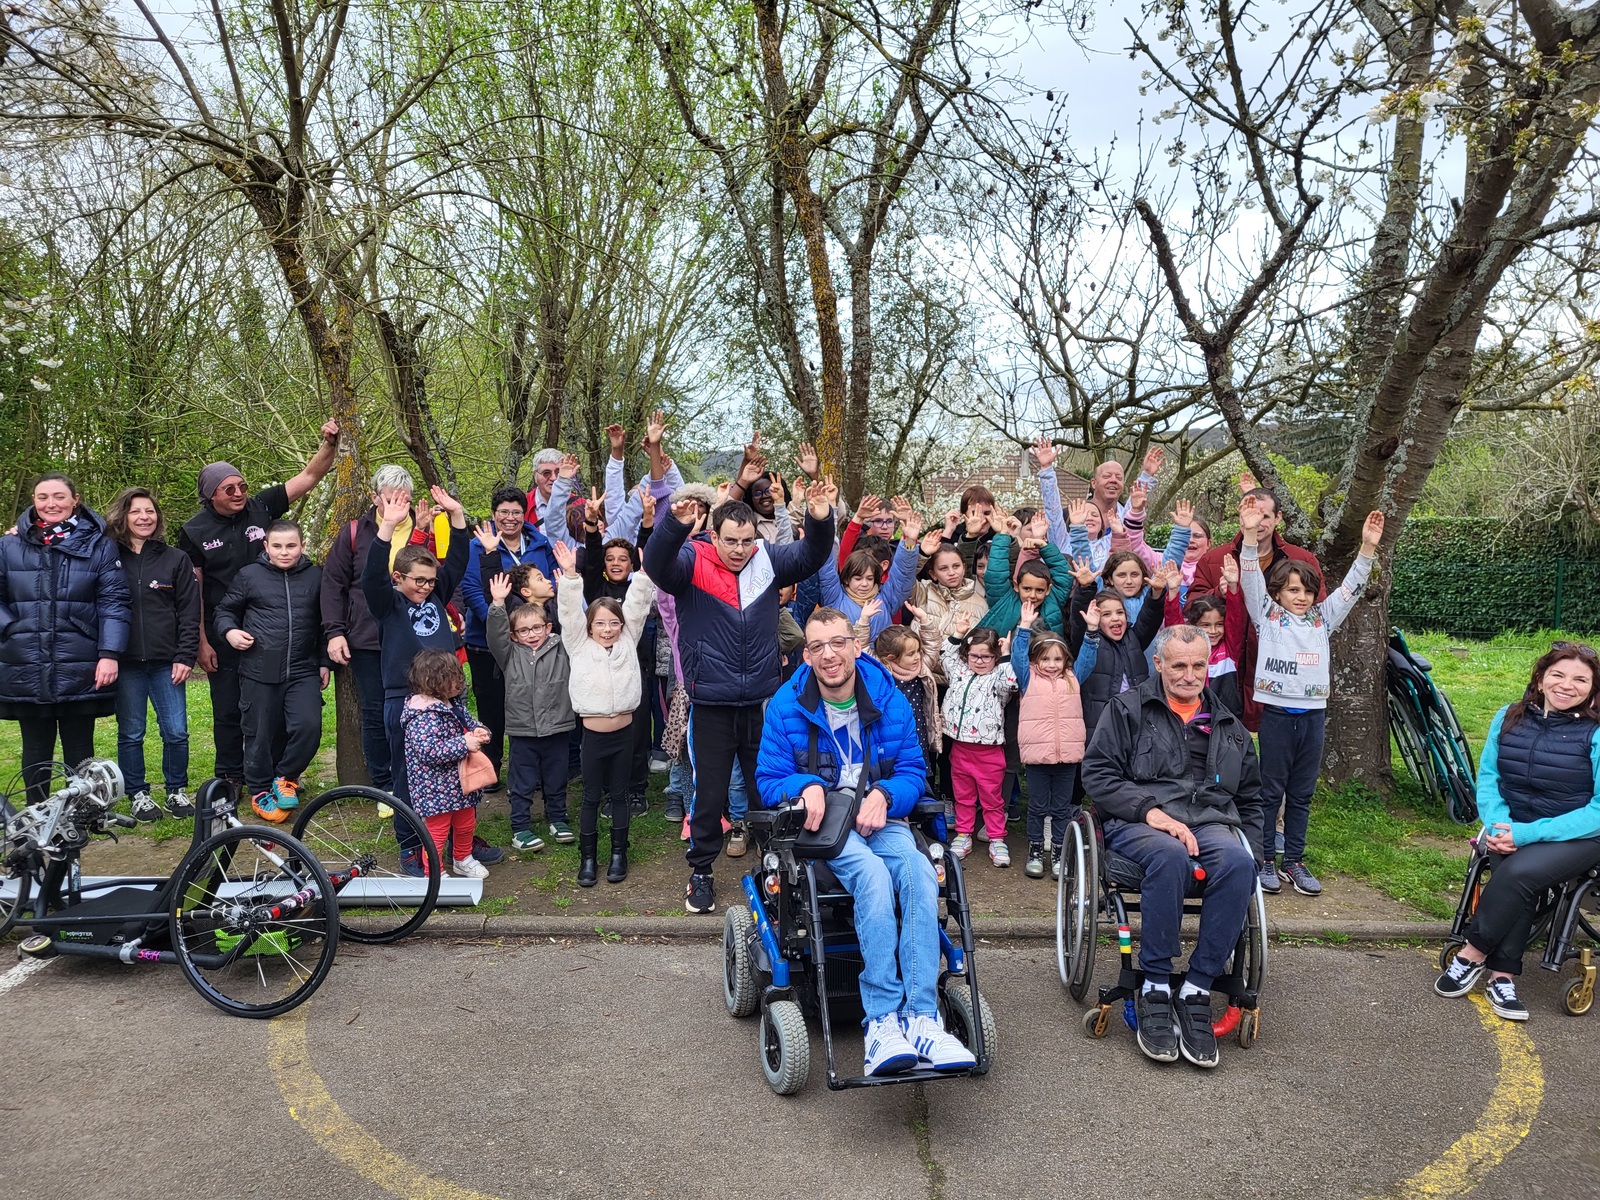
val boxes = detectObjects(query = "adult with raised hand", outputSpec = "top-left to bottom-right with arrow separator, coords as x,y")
0,472 -> 133,806
1434,641 -> 1600,1022
644,468 -> 836,916
361,484 -> 473,871
321,464 -> 440,794
1081,624 -> 1263,1069
542,453 -> 584,551
460,485 -> 558,791
524,448 -> 567,531
1189,486 -> 1325,732
179,419 -> 341,796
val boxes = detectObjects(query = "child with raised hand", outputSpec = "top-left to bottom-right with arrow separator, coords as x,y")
552,538 -> 656,888
402,649 -> 493,878
1239,495 -> 1383,898
941,609 -> 1019,867
909,534 -> 989,687
1167,553 -> 1246,718
821,496 -> 921,645
873,625 -> 941,764
979,503 -> 1073,637
1066,496 -> 1112,571
1066,555 -> 1166,735
487,572 -> 576,853
1010,600 -> 1090,879
1124,486 -> 1193,573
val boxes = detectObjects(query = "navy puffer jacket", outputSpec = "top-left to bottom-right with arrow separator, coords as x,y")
0,506 -> 133,705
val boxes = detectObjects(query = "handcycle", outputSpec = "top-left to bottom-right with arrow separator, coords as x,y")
1387,628 -> 1477,824
1,762 -> 441,1016
1057,805 -> 1268,1047
1440,831 -> 1600,1016
723,799 -> 995,1095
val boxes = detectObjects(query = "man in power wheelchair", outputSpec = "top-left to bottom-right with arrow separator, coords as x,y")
724,607 -> 991,1094
1072,625 -> 1267,1068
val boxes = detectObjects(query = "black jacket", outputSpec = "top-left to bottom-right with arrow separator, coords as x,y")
0,506 -> 132,705
1067,580 -> 1164,736
1080,675 -> 1265,860
177,483 -> 291,634
213,553 -> 329,683
118,539 -> 201,666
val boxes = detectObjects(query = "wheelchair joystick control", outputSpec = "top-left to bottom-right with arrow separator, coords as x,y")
1189,857 -> 1206,883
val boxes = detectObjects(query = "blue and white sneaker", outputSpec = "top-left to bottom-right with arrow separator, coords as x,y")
903,1014 -> 977,1071
863,1015 -> 918,1077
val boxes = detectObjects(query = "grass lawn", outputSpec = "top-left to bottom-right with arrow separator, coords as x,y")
1304,627 -> 1598,917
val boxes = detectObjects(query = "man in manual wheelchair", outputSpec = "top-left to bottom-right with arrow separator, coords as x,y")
1077,624 -> 1266,1068
726,607 -> 988,1092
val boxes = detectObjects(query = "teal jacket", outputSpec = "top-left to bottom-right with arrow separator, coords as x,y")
977,534 -> 1072,636
1476,706 -> 1600,845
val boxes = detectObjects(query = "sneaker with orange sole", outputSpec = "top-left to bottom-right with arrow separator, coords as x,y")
251,790 -> 288,824
272,777 -> 300,810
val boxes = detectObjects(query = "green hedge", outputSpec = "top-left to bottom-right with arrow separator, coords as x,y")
1389,518 -> 1600,637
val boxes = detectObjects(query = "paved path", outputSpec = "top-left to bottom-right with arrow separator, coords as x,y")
3,937 -> 1597,1199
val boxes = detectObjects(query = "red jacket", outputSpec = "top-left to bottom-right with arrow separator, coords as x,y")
1189,533 -> 1325,732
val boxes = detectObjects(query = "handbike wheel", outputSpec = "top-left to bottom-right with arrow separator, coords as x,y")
290,785 -> 441,944
1,792 -> 31,937
170,825 -> 339,1019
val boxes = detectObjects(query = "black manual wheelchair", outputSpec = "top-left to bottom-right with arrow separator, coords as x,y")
1056,805 -> 1268,1047
1440,833 -> 1600,1016
721,799 -> 995,1095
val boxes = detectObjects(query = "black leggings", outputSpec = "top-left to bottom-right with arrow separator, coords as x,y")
1467,838 -> 1600,974
580,725 -> 633,840
18,712 -> 98,806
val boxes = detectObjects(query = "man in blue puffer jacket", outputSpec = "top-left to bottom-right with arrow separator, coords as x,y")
646,485 -> 834,916
755,607 -> 976,1076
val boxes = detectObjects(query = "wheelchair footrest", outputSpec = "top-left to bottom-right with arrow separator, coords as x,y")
826,1065 -> 984,1090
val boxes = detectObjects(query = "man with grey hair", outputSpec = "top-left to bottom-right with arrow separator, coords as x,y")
1080,623 -> 1264,1069
321,464 -> 435,793
524,448 -> 567,533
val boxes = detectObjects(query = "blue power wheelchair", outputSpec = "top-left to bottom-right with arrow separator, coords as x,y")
1056,806 -> 1268,1046
722,799 -> 995,1094
1441,833 -> 1600,1015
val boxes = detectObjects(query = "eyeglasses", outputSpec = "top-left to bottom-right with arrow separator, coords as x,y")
217,482 -> 248,497
403,575 -> 438,589
867,516 -> 896,526
805,636 -> 853,656
966,652 -> 995,663
719,536 -> 757,550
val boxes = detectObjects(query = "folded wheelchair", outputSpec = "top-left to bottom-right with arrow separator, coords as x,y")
723,800 -> 994,1095
1441,835 -> 1600,1016
1055,805 -> 1268,1047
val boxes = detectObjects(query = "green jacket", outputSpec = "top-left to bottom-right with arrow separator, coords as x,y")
977,534 -> 1073,636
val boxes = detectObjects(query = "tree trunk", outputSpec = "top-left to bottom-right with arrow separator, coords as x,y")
332,666 -> 371,786
1324,564 -> 1394,788
375,309 -> 457,492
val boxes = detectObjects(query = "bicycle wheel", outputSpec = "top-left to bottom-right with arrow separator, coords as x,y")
170,825 -> 339,1018
1387,693 -> 1441,802
1,791 -> 35,937
289,785 -> 441,944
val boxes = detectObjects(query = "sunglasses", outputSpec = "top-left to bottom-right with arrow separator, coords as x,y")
217,482 -> 248,497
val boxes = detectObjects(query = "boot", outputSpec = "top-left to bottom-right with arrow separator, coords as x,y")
607,828 -> 630,884
577,832 -> 599,888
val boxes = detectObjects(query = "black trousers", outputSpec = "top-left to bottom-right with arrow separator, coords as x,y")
240,676 -> 324,793
509,732 -> 571,830
465,644 -> 506,773
207,636 -> 245,783
1467,838 -> 1600,974
687,702 -> 764,873
580,725 -> 633,841
17,711 -> 98,806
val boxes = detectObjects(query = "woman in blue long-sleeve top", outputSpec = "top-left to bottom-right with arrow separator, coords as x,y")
1434,641 -> 1600,1022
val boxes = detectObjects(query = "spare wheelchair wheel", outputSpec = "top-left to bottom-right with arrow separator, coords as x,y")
760,1000 -> 810,1095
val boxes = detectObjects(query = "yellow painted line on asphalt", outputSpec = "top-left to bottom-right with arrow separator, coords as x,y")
1387,992 -> 1543,1198
267,1008 -> 505,1200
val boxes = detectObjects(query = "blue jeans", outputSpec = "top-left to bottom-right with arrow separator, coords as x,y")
1257,706 -> 1326,864
729,759 -> 749,821
666,759 -> 691,802
115,663 -> 189,794
828,820 -> 941,1025
1104,819 -> 1254,992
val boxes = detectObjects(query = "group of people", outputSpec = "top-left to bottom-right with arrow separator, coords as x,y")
1,418 -> 1596,1072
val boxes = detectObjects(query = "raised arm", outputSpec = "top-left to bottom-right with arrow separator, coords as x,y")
620,571 -> 657,640
284,420 -> 341,503
556,572 -> 588,656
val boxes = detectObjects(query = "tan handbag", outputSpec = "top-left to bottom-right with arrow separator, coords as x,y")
459,749 -> 498,794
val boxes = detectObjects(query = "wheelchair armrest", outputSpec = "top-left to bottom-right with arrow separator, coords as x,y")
911,799 -> 946,819
1412,652 -> 1433,672
744,809 -> 779,831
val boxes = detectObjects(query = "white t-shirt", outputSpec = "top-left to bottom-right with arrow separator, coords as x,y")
823,698 -> 864,790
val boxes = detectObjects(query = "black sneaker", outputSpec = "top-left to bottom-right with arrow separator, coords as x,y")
664,799 -> 686,823
685,872 -> 716,914
1174,989 -> 1219,1068
1485,977 -> 1529,1021
628,793 -> 648,816
471,835 -> 505,865
129,791 -> 162,823
1134,988 -> 1181,1063
1434,953 -> 1485,998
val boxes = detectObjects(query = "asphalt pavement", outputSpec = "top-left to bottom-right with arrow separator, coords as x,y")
3,937 -> 1597,1200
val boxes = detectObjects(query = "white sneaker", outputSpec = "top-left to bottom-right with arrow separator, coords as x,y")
989,840 -> 1011,868
948,834 -> 973,860
451,856 -> 489,879
904,1014 -> 977,1071
863,1015 -> 919,1077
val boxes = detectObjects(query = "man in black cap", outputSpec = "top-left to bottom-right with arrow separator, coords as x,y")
179,420 -> 342,794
